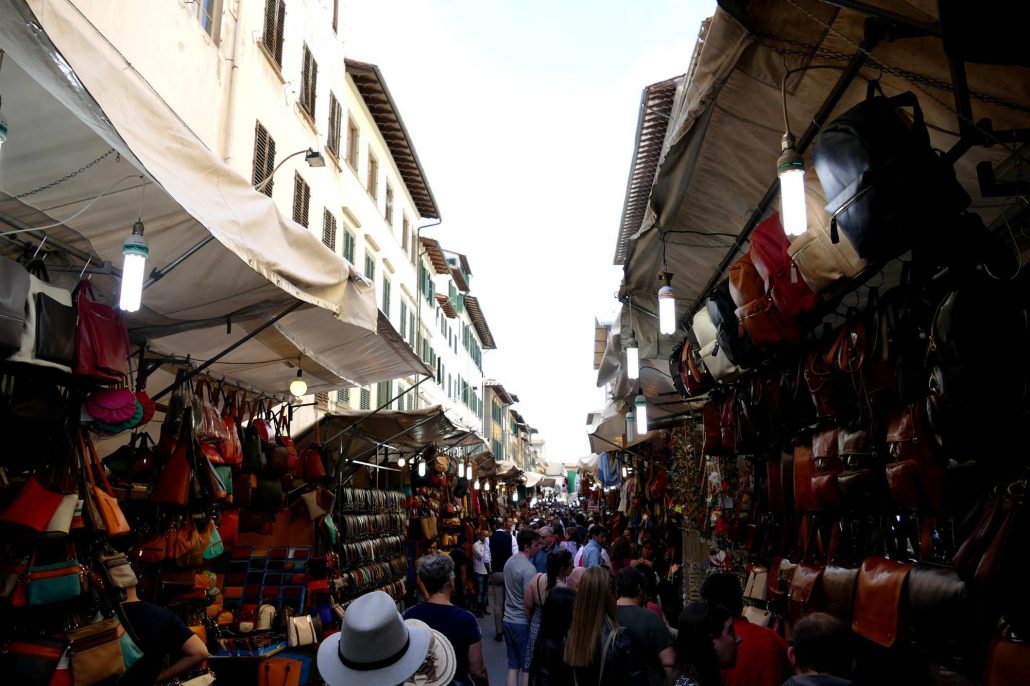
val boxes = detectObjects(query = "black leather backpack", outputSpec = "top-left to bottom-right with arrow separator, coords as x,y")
707,279 -> 756,367
813,89 -> 969,263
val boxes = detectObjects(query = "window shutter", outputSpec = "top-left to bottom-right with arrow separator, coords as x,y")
328,94 -> 342,158
301,45 -> 318,118
252,121 -> 276,197
382,276 -> 391,317
263,0 -> 285,66
293,173 -> 310,227
343,230 -> 355,262
322,209 -> 337,251
360,387 -> 371,410
400,302 -> 407,339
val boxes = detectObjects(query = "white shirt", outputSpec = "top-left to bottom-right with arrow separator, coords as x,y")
472,539 -> 488,575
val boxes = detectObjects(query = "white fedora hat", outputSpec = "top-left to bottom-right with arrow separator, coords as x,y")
318,591 -> 452,686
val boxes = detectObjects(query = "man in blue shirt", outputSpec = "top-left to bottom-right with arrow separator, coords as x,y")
581,524 -> 608,568
530,526 -> 554,574
404,553 -> 489,686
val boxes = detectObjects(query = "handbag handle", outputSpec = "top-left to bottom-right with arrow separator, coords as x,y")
78,429 -> 117,498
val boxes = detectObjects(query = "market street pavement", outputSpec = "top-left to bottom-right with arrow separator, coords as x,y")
477,609 -> 512,685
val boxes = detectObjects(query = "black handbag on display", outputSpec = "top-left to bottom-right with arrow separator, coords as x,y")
813,88 -> 969,263
0,256 -> 30,356
707,279 -> 756,367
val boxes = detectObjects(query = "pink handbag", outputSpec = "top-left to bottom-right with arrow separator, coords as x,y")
85,389 -> 138,423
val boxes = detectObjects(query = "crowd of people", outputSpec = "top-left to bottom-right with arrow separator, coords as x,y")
317,507 -> 859,686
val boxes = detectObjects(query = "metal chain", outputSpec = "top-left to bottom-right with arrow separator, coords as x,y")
780,0 -> 1030,166
12,148 -> 118,200
755,32 -> 1030,116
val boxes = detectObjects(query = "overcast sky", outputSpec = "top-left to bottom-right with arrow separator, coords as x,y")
344,0 -> 715,465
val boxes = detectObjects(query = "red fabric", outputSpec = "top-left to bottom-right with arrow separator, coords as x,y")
721,616 -> 792,686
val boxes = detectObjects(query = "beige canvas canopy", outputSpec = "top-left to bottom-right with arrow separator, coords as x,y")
0,0 -> 430,395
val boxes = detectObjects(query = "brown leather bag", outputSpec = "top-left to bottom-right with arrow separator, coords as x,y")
804,350 -> 840,419
793,442 -> 819,512
786,185 -> 868,298
767,454 -> 786,513
719,391 -> 738,454
703,402 -> 723,455
736,296 -> 802,347
729,253 -> 765,308
984,629 -> 1030,686
819,565 -> 859,624
851,557 -> 913,647
908,563 -> 980,671
788,563 -> 824,626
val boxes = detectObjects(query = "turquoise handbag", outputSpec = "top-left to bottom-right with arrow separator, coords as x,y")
26,559 -> 83,605
119,625 -> 143,671
215,465 -> 234,497
203,526 -> 225,560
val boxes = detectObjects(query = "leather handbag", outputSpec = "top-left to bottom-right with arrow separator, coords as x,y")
9,260 -> 75,370
984,629 -> 1030,686
44,493 -> 80,537
0,636 -> 64,685
218,394 -> 243,466
0,255 -> 30,356
26,558 -> 84,605
73,279 -> 130,382
908,562 -> 979,670
682,334 -> 714,397
707,280 -> 756,367
719,391 -> 738,454
787,189 -> 868,299
788,563 -> 825,627
68,617 -> 125,686
79,431 -> 131,537
803,349 -> 840,419
851,556 -> 913,647
0,475 -> 65,533
819,565 -> 859,624
287,614 -> 317,647
152,439 -> 193,506
793,442 -> 819,512
691,307 -> 744,382
728,253 -> 765,308
84,389 -> 138,424
301,445 -> 328,481
743,606 -> 773,627
702,402 -> 723,455
100,550 -> 138,589
750,211 -> 817,322
736,295 -> 801,347
260,658 -> 302,686
743,567 -> 768,602
253,476 -> 285,511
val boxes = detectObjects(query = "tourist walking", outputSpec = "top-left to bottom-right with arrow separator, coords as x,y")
403,554 -> 489,686
472,528 -> 490,616
563,566 -> 643,685
699,573 -> 791,686
503,528 -> 542,686
613,566 -> 675,686
522,549 -> 573,685
667,601 -> 739,686
485,518 -> 517,641
527,587 -> 576,686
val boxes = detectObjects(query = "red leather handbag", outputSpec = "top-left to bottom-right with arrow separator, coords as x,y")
0,475 -> 65,533
152,440 -> 192,506
750,212 -> 817,320
73,280 -> 130,382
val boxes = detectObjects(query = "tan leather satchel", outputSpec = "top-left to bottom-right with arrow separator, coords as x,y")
786,185 -> 867,298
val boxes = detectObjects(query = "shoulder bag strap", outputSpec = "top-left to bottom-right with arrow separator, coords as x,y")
597,623 -> 618,686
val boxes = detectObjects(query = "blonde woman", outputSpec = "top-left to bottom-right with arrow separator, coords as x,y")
563,566 -> 643,686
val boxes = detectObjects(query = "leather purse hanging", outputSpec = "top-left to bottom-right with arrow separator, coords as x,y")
9,259 -> 75,370
73,279 -> 130,382
79,430 -> 131,537
750,210 -> 818,320
793,441 -> 820,512
702,402 -> 723,455
984,626 -> 1030,686
819,564 -> 859,625
851,556 -> 913,647
786,182 -> 868,298
788,563 -> 825,630
0,474 -> 65,533
907,562 -> 980,671
0,255 -> 30,356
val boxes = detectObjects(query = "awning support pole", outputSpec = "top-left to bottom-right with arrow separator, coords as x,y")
692,36 -> 875,312
151,300 -> 303,401
333,412 -> 444,486
0,210 -> 117,276
144,235 -> 216,288
324,375 -> 431,451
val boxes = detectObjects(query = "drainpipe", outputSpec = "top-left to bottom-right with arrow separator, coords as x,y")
219,0 -> 243,161
413,218 -> 442,406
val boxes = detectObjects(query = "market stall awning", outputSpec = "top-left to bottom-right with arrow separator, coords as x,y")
0,0 -> 429,395
493,460 -> 523,481
523,472 -> 547,488
620,2 -> 1030,359
294,406 -> 484,461
577,454 -> 599,472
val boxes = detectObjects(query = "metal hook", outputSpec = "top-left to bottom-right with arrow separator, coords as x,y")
78,256 -> 92,280
31,235 -> 48,259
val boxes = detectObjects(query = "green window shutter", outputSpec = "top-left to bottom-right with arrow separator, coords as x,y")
343,230 -> 355,262
382,276 -> 391,317
399,302 -> 407,339
360,387 -> 371,410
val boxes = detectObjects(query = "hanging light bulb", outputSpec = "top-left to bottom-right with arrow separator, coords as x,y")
466,463 -> 474,480
397,457 -> 406,468
625,409 -> 636,444
512,490 -> 519,502
657,272 -> 676,335
622,465 -> 628,478
474,479 -> 480,490
625,331 -> 640,380
119,220 -> 148,312
484,480 -> 491,491
777,132 -> 807,236
289,369 -> 307,397
635,390 -> 649,434
418,460 -> 427,477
